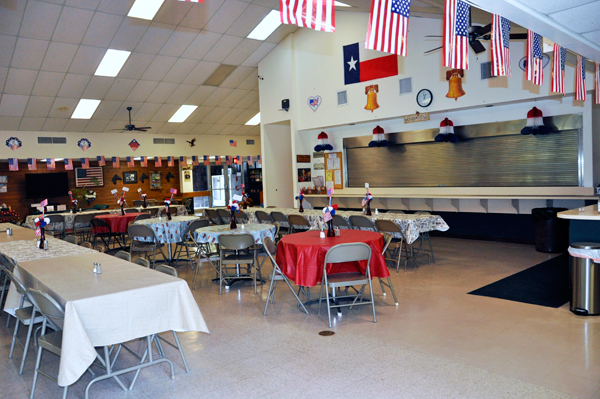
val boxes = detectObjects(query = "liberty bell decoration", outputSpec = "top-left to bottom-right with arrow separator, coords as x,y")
364,84 -> 379,112
446,69 -> 465,101
434,118 -> 459,143
521,107 -> 550,135
368,125 -> 389,147
314,132 -> 333,152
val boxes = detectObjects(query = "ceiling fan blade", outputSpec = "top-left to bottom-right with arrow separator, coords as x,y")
134,127 -> 152,130
109,128 -> 126,131
509,33 -> 527,40
472,23 -> 491,37
424,45 -> 443,54
469,39 -> 486,54
134,129 -> 149,132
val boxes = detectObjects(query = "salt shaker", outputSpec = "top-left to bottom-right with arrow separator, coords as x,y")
43,240 -> 48,250
96,263 -> 102,274
93,262 -> 98,273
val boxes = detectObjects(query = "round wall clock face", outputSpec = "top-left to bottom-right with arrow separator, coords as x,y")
417,89 -> 433,107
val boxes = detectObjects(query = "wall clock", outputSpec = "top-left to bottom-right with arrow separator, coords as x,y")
416,89 -> 433,108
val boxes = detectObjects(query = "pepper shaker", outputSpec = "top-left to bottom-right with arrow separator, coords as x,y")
43,240 -> 48,250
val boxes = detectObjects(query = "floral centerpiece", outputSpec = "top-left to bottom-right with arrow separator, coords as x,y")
227,200 -> 239,229
138,188 -> 147,208
362,183 -> 373,216
295,191 -> 305,213
322,187 -> 338,237
34,200 -> 49,249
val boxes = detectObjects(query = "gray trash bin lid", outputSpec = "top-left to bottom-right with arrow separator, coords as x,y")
571,242 -> 600,250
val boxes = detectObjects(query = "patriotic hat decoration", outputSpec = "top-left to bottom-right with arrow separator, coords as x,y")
434,118 -> 459,143
314,132 -> 333,152
227,200 -> 240,214
165,188 -> 177,206
362,191 -> 373,207
368,125 -> 389,147
137,188 -> 146,199
322,187 -> 338,222
34,216 -> 50,236
295,190 -> 304,201
67,191 -> 77,206
521,107 -> 550,135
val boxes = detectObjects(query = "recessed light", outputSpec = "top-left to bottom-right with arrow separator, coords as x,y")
169,105 -> 198,123
95,49 -> 131,77
72,99 -> 101,119
334,1 -> 351,6
247,10 -> 281,41
128,0 -> 165,20
245,112 -> 260,126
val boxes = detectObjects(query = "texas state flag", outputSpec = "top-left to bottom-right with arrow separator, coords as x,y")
343,42 -> 398,85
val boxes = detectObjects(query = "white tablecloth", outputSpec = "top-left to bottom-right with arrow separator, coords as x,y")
134,215 -> 200,244
194,223 -> 276,245
13,252 -> 209,386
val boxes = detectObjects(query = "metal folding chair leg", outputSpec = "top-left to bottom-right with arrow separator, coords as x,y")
378,277 -> 398,306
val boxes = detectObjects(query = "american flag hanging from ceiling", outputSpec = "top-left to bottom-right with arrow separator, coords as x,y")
551,44 -> 567,95
490,15 -> 511,77
526,30 -> 543,86
444,0 -> 470,70
575,55 -> 586,102
365,0 -> 411,56
280,0 -> 335,32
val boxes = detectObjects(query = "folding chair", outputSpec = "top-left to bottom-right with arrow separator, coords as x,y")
218,234 -> 258,295
375,219 -> 430,271
63,235 -> 77,245
128,224 -> 167,268
190,231 -> 220,290
91,218 -> 123,252
46,215 -> 65,239
205,209 -> 223,225
270,212 -> 290,235
173,219 -> 210,269
217,209 -> 232,224
72,213 -> 94,242
125,208 -> 140,214
254,210 -> 272,224
331,215 -> 351,229
287,214 -> 311,234
348,215 -> 375,231
134,258 -> 150,268
114,251 -> 131,262
414,212 -> 436,263
262,237 -> 308,316
79,242 -> 94,249
318,242 -> 376,328
379,233 -> 399,305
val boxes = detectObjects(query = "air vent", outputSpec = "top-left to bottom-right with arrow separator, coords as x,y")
246,139 -> 255,145
399,77 -> 412,95
337,91 -> 348,106
480,62 -> 495,80
38,137 -> 66,144
153,138 -> 175,144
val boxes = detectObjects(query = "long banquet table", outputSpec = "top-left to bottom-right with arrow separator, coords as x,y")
245,208 -> 449,244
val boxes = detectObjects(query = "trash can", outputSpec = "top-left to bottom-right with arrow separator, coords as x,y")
531,207 -> 569,253
569,242 -> 600,316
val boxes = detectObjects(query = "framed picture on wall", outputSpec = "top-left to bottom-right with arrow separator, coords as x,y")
123,171 -> 138,184
298,168 -> 311,182
150,172 -> 162,189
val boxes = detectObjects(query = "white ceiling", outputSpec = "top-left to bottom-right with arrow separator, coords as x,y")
0,0 -> 597,137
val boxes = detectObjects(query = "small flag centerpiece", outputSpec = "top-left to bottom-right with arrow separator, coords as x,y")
295,190 -> 305,213
164,188 -> 177,221
227,200 -> 240,229
35,199 -> 49,249
68,191 -> 78,212
137,188 -> 147,208
521,107 -> 549,135
323,187 -> 338,237
362,183 -> 373,216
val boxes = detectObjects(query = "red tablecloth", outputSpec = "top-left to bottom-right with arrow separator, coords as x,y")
276,230 -> 389,287
93,213 -> 144,234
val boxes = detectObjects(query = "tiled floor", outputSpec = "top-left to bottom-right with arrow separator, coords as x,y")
2,237 -> 600,398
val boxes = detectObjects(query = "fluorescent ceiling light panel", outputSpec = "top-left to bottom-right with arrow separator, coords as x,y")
334,1 -> 351,6
169,105 -> 198,123
95,49 -> 131,77
128,0 -> 165,20
247,10 -> 281,40
245,112 -> 260,126
71,99 -> 101,119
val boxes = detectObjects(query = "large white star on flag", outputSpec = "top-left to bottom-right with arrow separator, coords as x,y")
347,56 -> 357,71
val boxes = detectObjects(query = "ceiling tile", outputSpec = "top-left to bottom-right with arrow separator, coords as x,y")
236,90 -> 259,109
0,117 -> 22,130
216,107 -> 246,124
64,118 -> 90,132
582,30 -> 600,43
153,0 -> 193,25
40,42 -> 79,72
10,37 -> 48,70
142,121 -> 165,132
48,97 -> 79,118
92,100 -> 123,119
201,106 -> 229,123
113,102 -> 142,121
82,12 -> 123,47
68,45 -> 106,75
246,125 -> 260,136
251,0 -> 278,7
136,22 -> 175,55
20,1 -> 62,40
159,26 -> 199,57
241,42 -> 276,67
42,118 -> 68,131
19,117 -> 46,131
186,85 -> 218,105
156,122 -> 180,134
549,2 -> 600,34
97,0 -> 134,16
84,119 -> 110,132
180,0 -> 224,30
140,55 -> 178,81
44,0 -> 66,5
219,89 -> 250,108
265,24 -> 298,44
219,66 -> 256,89
237,69 -> 259,90
0,67 -> 7,93
182,61 -> 220,85
104,78 -> 138,101
108,19 -> 150,52
203,0 -> 249,34
222,39 -> 262,66
181,30 -> 222,60
202,35 -> 243,63
151,104 -> 181,121
104,120 -> 128,131
65,0 -> 101,10
125,80 -> 160,102
32,71 -> 66,97
0,94 -> 29,117
147,82 -> 179,103
166,84 -> 198,104
233,125 -> 254,135
189,123 -> 213,134
225,4 -> 271,38
0,35 -> 17,68
24,96 -> 55,117
185,105 -> 215,122
216,125 -> 242,135
173,122 -> 196,134
118,52 -> 155,80
533,0 -> 597,14
163,58 -> 198,83
81,76 -> 115,98
202,87 -> 233,106
204,123 -> 228,135
0,0 -> 26,36
231,109 -> 258,125
52,6 -> 95,44
132,102 -> 162,121
3,69 -> 38,95
57,73 -> 91,98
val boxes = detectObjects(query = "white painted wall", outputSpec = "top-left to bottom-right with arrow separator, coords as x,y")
261,123 -> 294,208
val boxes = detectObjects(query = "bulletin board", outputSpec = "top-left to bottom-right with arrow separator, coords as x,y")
324,152 -> 343,189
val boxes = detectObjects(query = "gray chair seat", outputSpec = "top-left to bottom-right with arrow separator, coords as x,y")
325,272 -> 366,286
38,330 -> 62,356
222,253 -> 255,261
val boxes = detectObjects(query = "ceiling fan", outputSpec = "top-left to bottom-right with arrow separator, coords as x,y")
110,107 -> 152,132
424,21 -> 527,55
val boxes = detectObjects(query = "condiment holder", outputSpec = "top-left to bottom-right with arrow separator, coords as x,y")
93,262 -> 102,274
